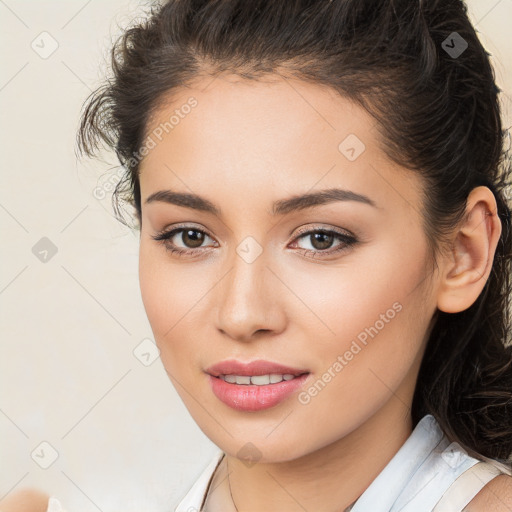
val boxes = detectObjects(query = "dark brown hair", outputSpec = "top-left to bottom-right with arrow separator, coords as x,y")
77,0 -> 512,466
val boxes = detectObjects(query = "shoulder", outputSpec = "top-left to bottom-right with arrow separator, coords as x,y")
464,474 -> 512,512
0,488 -> 50,512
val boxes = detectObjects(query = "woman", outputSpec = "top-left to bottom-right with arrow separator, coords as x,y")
9,0 -> 512,510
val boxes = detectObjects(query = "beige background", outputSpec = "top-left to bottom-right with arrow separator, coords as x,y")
1,1 -> 511,510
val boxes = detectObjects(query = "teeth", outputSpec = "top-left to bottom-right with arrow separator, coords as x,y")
250,374 -> 270,385
220,373 -> 298,385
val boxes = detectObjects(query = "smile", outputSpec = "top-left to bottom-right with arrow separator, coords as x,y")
219,373 -> 299,385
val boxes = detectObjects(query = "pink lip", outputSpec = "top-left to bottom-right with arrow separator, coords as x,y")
205,359 -> 309,377
205,359 -> 311,412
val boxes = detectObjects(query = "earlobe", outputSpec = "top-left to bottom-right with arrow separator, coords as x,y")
437,186 -> 502,314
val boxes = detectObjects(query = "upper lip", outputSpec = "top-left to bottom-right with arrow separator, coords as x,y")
205,359 -> 310,377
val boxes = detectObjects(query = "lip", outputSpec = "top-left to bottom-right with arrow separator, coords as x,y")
207,373 -> 311,411
205,359 -> 311,412
205,359 -> 309,377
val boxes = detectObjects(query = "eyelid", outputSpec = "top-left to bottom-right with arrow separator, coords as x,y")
292,223 -> 356,240
153,222 -> 216,241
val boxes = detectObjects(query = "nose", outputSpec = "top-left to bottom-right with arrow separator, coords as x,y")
214,249 -> 286,343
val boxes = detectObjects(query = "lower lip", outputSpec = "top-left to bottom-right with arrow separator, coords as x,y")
208,373 -> 310,412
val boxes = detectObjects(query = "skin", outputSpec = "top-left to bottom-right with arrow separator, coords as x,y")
0,489 -> 50,512
137,73 -> 508,511
3,74 -> 509,512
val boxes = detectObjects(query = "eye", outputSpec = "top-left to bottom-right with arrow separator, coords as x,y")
151,225 -> 217,256
151,224 -> 358,259
289,226 -> 358,258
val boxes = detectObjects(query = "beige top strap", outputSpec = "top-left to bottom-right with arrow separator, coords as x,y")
432,461 -> 504,512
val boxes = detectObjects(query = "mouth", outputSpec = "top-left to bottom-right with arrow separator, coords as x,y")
214,373 -> 308,385
205,358 -> 309,378
205,359 -> 311,411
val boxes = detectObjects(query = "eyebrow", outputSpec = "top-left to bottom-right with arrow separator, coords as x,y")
144,188 -> 377,216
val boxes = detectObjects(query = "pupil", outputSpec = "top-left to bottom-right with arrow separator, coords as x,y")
183,230 -> 204,248
311,232 -> 333,250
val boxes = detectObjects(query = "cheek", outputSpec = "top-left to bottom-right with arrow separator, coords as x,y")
301,291 -> 430,446
139,244 -> 171,334
278,239 -> 429,355
283,239 -> 433,407
138,241 -> 191,348
138,239 -> 216,368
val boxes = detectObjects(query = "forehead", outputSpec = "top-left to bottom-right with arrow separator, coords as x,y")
142,73 -> 374,167
138,73 -> 423,217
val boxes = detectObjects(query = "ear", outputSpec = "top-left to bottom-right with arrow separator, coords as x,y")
437,186 -> 502,313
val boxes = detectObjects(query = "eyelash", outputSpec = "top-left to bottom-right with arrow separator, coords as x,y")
151,224 -> 358,259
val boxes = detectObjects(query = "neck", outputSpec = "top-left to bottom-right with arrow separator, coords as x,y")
221,401 -> 413,512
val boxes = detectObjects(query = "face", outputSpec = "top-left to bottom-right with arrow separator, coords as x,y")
138,73 -> 439,462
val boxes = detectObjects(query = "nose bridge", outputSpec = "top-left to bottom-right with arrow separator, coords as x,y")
215,241 -> 282,341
